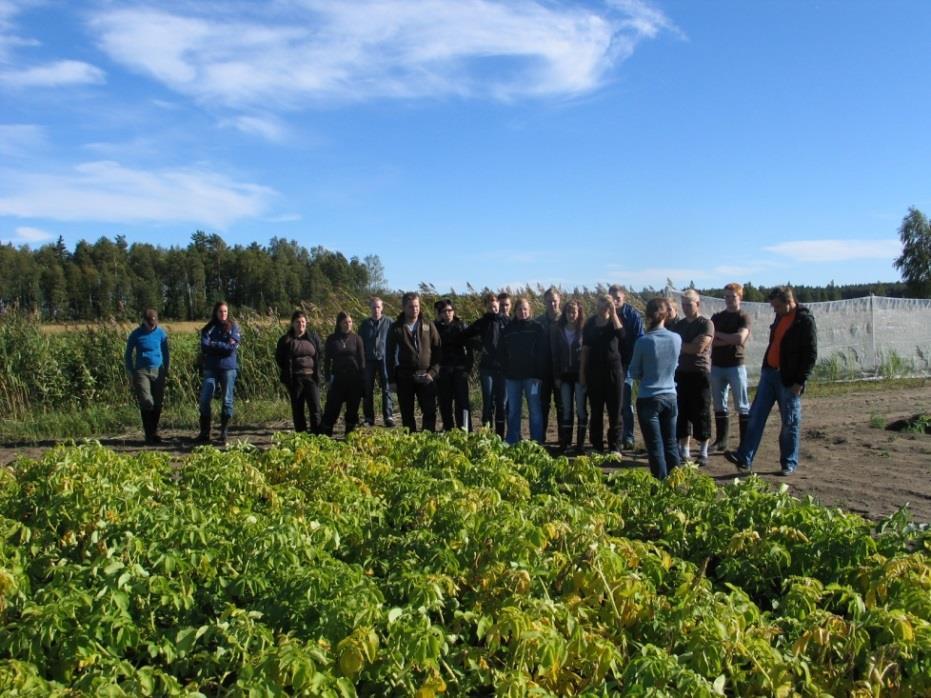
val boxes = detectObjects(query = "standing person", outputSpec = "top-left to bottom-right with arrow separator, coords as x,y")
726,286 -> 817,476
710,283 -> 752,452
499,297 -> 547,444
275,310 -> 323,434
672,290 -> 715,466
466,292 -> 509,436
608,285 -> 645,450
433,299 -> 474,431
321,312 -> 366,436
535,287 -> 563,443
629,298 -> 682,479
359,297 -> 395,427
387,292 -> 441,432
195,301 -> 241,445
580,295 -> 625,453
550,299 -> 586,453
124,308 -> 169,445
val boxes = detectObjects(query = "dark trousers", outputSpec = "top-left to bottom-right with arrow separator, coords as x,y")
288,375 -> 321,433
396,370 -> 437,432
675,370 -> 712,441
363,358 -> 394,423
637,394 -> 680,479
438,366 -> 472,431
479,368 -> 506,437
322,374 -> 363,436
588,369 -> 623,451
539,374 -> 562,442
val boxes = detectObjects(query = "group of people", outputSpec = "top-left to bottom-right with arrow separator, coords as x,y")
123,283 -> 817,479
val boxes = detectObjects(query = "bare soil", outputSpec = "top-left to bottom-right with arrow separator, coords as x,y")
2,384 -> 930,523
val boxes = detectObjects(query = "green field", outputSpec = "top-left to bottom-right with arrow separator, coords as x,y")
1,430 -> 929,695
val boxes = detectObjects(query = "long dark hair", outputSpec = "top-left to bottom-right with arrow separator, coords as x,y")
558,299 -> 584,332
645,297 -> 669,330
334,311 -> 352,335
202,301 -> 233,334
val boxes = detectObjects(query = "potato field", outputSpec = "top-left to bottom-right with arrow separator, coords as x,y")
1,429 -> 930,696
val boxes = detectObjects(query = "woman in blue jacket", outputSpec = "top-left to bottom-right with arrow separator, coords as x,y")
195,301 -> 241,445
124,308 -> 169,445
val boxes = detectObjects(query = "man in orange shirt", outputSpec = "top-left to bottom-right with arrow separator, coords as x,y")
725,286 -> 817,475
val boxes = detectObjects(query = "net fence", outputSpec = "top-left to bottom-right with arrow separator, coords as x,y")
665,289 -> 931,380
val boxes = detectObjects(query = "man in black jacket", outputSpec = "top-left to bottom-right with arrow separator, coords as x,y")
726,286 -> 817,476
466,292 -> 509,436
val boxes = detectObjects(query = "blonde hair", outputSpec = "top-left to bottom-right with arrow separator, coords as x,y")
724,283 -> 744,298
681,289 -> 700,303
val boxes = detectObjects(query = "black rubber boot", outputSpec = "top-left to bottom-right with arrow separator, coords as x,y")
195,414 -> 211,444
558,426 -> 571,452
738,413 -> 749,445
150,407 -> 163,443
141,409 -> 153,444
712,412 -> 729,453
219,414 -> 230,446
576,426 -> 587,453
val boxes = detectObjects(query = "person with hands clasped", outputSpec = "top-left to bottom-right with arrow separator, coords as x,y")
275,310 -> 323,434
195,301 -> 241,445
580,295 -> 625,454
320,311 -> 366,437
386,292 -> 441,432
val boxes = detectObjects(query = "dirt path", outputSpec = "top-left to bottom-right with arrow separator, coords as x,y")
3,384 -> 930,523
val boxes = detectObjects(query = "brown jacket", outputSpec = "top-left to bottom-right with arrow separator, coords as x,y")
386,314 -> 441,381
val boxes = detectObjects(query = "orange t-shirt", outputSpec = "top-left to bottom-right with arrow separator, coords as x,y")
766,310 -> 796,369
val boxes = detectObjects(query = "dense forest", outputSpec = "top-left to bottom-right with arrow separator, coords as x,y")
0,231 -> 917,322
0,232 -> 384,321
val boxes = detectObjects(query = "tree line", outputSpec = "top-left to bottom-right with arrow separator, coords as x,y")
0,232 -> 385,321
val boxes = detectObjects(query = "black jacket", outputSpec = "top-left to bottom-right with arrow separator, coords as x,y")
324,332 -> 366,380
434,317 -> 474,371
465,311 -> 510,371
764,305 -> 818,387
498,318 -> 547,380
275,330 -> 322,385
550,322 -> 583,380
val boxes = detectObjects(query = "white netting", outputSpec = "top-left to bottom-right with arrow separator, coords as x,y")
665,289 -> 931,380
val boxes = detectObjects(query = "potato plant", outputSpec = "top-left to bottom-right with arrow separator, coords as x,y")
1,430 -> 929,696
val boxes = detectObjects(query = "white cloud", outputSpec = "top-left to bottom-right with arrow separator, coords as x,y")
764,239 -> 901,263
1,224 -> 53,244
222,114 -> 288,142
0,59 -> 105,87
90,1 -> 675,107
0,160 -> 275,228
0,123 -> 45,156
267,213 -> 302,223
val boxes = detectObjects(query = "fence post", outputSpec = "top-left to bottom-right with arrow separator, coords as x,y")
869,293 -> 876,375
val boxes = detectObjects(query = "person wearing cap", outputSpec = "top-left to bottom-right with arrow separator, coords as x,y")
124,308 -> 170,445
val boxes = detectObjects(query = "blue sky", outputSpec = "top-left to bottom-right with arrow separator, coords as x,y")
1,0 -> 929,292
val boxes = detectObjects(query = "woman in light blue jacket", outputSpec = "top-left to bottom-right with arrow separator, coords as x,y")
628,298 -> 682,479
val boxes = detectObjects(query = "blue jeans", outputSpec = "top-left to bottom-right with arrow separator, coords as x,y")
637,394 -> 679,479
736,366 -> 801,471
506,378 -> 544,445
622,373 -> 635,442
710,365 -> 750,415
363,358 -> 394,423
558,379 -> 587,430
199,368 -> 237,419
480,368 -> 507,436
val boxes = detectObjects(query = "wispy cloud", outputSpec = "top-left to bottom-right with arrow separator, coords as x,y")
0,123 -> 46,156
0,161 -> 275,228
221,114 -> 288,142
91,1 -> 675,108
1,224 -> 53,245
764,239 -> 901,262
0,59 -> 104,87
